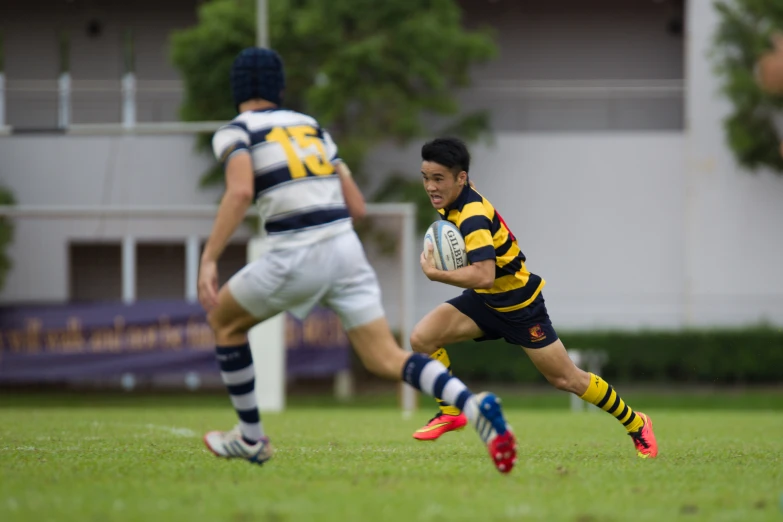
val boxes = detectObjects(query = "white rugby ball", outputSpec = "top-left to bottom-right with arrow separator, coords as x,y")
423,220 -> 468,271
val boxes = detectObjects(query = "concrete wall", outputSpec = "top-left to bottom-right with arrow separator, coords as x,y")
457,0 -> 685,132
0,134 -> 223,302
459,0 -> 683,82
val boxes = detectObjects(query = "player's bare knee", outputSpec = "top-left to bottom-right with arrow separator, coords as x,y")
206,309 -> 226,333
545,371 -> 586,394
409,330 -> 426,353
541,368 -> 580,393
208,308 -> 252,345
409,327 -> 437,355
546,374 -> 571,392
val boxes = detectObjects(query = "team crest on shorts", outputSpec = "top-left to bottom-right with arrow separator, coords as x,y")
529,324 -> 547,342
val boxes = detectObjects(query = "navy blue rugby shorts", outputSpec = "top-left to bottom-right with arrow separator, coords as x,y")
446,290 -> 558,348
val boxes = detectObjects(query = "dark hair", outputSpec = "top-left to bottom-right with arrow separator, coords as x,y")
421,137 -> 470,175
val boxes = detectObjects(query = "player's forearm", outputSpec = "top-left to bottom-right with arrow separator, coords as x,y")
430,264 -> 494,290
336,162 -> 366,221
201,192 -> 253,263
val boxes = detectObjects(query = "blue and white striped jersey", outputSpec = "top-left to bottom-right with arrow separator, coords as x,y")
212,108 -> 352,250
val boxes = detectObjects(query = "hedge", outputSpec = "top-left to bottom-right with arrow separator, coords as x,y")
442,327 -> 783,384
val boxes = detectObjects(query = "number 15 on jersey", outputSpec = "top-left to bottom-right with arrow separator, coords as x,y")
265,125 -> 335,180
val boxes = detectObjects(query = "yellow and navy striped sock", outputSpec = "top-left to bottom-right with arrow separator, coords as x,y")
580,373 -> 644,433
431,348 -> 461,416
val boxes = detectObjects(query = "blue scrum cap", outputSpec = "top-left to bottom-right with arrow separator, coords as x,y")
230,47 -> 285,109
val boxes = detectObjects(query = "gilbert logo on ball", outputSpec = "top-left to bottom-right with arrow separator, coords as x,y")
423,220 -> 467,271
444,227 -> 465,268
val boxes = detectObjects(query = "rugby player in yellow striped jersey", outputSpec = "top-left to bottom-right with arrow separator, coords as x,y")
410,137 -> 658,459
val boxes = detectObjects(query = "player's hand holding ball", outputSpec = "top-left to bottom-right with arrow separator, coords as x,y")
420,241 -> 439,280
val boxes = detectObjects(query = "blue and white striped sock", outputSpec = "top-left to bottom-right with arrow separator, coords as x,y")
402,353 -> 478,422
215,343 -> 264,444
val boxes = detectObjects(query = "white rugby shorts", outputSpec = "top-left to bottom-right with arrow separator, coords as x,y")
227,230 -> 385,330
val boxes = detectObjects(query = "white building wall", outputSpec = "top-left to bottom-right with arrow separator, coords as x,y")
682,0 -> 783,326
0,134 -> 224,302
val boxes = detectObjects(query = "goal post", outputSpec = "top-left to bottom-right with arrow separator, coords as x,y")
366,203 -> 418,418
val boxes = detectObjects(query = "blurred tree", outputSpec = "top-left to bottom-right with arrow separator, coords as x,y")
0,184 -> 15,292
170,0 -> 497,232
713,0 -> 783,173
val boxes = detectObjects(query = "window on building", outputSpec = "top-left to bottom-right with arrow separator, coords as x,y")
136,243 -> 186,299
69,242 -> 122,301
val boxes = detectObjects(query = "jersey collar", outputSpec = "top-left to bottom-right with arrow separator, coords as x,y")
443,179 -> 472,213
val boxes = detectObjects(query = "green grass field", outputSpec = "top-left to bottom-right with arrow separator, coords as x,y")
1,392 -> 782,522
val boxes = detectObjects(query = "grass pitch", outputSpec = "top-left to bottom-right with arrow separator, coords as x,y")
1,393 -> 781,522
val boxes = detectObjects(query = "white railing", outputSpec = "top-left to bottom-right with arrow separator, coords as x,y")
1,77 -> 184,131
471,78 -> 684,99
57,73 -> 71,128
0,78 -> 684,135
121,74 -> 136,129
65,121 -> 228,135
0,72 -> 8,135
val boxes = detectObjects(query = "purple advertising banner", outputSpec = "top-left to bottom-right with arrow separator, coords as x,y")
0,300 -> 350,383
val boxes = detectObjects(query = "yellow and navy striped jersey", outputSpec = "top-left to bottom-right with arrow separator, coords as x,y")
438,184 -> 545,312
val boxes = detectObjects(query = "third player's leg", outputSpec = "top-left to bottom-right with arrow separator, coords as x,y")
409,303 -> 484,355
